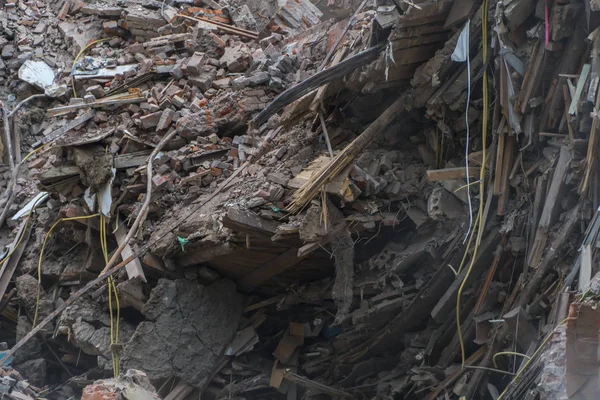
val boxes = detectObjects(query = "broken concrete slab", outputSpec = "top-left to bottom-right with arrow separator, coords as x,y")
121,279 -> 244,387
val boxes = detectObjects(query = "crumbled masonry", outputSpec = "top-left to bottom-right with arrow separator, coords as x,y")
0,0 -> 599,399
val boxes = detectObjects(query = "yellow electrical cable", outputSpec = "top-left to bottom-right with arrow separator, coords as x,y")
33,213 -> 100,327
492,351 -> 531,369
99,199 -> 120,378
457,0 -> 489,368
23,145 -> 45,163
456,211 -> 481,275
454,180 -> 481,193
71,38 -> 112,97
496,318 -> 570,400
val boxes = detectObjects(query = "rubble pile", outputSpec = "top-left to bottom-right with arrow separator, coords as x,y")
1,0 -> 600,398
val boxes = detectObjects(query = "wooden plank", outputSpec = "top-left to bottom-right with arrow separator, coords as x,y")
222,208 -> 281,238
32,110 -> 95,148
47,96 -> 145,117
389,21 -> 448,41
579,244 -> 593,291
114,223 -> 146,282
444,0 -> 478,28
237,248 -> 305,292
426,167 -> 479,181
493,128 -> 506,195
568,63 -> 591,115
114,151 -> 152,169
518,40 -> 545,115
528,146 -> 571,268
177,243 -> 235,267
392,43 -> 446,66
538,146 -> 571,229
497,134 -> 516,215
0,221 -> 31,301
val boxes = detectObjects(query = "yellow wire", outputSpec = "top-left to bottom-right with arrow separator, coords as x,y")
456,211 -> 481,275
497,318 -> 570,400
23,145 -> 45,163
33,214 -> 100,327
71,38 -> 111,97
454,180 -> 481,193
99,200 -> 120,378
492,351 -> 531,369
457,0 -> 489,368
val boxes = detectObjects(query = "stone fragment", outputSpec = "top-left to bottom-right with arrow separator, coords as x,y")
156,108 -> 174,131
219,44 -> 250,72
86,84 -> 105,98
186,52 -> 207,75
267,173 -> 289,186
122,279 -> 244,388
213,77 -> 231,89
2,45 -> 15,58
248,71 -> 270,86
427,187 -> 465,220
140,111 -> 162,129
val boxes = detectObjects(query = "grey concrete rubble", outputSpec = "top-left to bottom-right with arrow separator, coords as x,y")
121,279 -> 244,388
0,0 -> 595,398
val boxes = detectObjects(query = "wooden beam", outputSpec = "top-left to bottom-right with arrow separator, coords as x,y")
0,220 -> 31,301
32,110 -> 95,148
237,248 -> 305,292
528,146 -> 571,267
497,135 -> 516,215
114,223 -> 146,282
222,208 -> 280,238
47,96 -> 145,117
426,167 -> 479,181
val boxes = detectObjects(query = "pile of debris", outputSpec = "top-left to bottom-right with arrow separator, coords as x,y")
1,0 -> 600,398
0,365 -> 42,400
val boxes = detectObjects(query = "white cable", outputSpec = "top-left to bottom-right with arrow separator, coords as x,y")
463,34 -> 473,243
450,20 -> 473,242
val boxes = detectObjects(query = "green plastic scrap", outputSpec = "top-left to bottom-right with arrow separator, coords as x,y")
177,236 -> 189,252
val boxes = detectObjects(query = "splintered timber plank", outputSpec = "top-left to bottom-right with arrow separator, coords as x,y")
391,43 -> 446,65
114,223 -> 146,282
528,146 -> 571,267
426,167 -> 479,181
493,127 -> 506,195
518,40 -> 545,115
0,220 -> 30,301
497,134 -> 516,215
521,202 -> 581,306
389,21 -> 448,41
541,24 -> 587,130
568,63 -> 591,115
222,208 -> 281,238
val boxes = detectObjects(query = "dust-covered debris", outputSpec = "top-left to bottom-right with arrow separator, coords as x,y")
0,0 -> 598,398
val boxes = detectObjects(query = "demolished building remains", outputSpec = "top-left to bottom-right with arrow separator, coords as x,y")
0,0 -> 600,398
